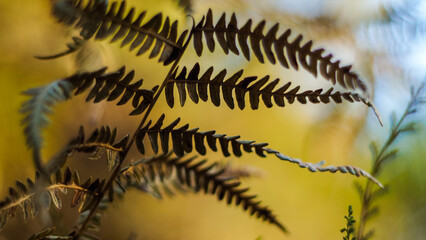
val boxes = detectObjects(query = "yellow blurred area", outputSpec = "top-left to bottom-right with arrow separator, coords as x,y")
0,0 -> 425,239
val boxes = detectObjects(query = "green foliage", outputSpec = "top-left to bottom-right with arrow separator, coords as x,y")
341,205 -> 356,240
356,83 -> 425,240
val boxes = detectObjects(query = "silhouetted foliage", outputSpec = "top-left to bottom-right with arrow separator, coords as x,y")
0,0 -> 396,239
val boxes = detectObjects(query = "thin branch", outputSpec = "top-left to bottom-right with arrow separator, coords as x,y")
74,19 -> 194,239
356,83 -> 425,240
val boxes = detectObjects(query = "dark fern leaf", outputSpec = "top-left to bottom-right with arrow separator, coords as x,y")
135,115 -> 383,187
0,168 -> 103,232
119,153 -> 187,199
42,126 -> 130,240
69,126 -> 129,170
46,126 -> 129,174
66,66 -> 158,116
76,179 -> 126,240
20,66 -> 154,172
166,63 -> 381,120
35,36 -> 85,60
193,9 -> 371,96
52,0 -> 188,65
118,154 -> 287,232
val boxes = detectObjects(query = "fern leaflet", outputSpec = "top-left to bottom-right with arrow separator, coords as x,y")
135,115 -> 383,187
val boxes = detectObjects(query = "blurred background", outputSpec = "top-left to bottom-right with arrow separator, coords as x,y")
0,0 -> 425,239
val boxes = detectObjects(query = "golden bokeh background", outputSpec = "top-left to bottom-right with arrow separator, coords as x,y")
0,0 -> 425,239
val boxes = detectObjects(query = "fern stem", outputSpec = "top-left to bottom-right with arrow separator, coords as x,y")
123,21 -> 194,154
34,148 -> 50,180
75,24 -> 194,239
73,143 -> 124,153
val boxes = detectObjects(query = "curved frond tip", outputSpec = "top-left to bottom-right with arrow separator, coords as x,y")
35,36 -> 85,60
166,63 -> 378,120
272,153 -> 383,188
135,115 -> 383,188
20,65 -> 153,154
21,80 -> 74,152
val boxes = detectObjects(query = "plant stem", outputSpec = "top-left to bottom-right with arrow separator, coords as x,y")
75,30 -> 194,238
356,85 -> 423,240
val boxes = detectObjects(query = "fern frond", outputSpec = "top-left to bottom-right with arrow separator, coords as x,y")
21,80 -> 73,150
20,66 -> 150,172
0,167 -> 103,232
118,154 -> 175,199
70,126 -> 129,170
41,126 -> 129,239
166,63 -> 375,111
46,126 -> 129,173
35,36 -> 85,60
52,0 -> 188,65
21,80 -> 74,172
193,9 -> 370,95
135,115 -> 383,187
75,176 -> 127,240
66,66 -> 158,115
118,154 -> 287,232
119,154 -> 262,199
